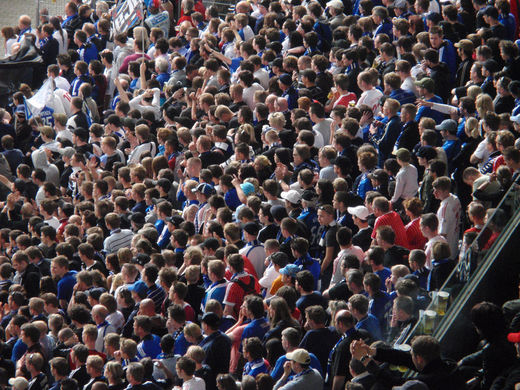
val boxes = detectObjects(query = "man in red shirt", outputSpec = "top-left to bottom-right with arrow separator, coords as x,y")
403,198 -> 427,250
371,196 -> 409,249
223,254 -> 260,319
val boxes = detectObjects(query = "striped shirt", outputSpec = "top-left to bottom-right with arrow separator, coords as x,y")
147,283 -> 166,313
103,228 -> 133,254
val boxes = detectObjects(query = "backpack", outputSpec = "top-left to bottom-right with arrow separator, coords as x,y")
231,274 -> 256,296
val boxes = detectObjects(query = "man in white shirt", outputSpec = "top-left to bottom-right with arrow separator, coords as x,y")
420,213 -> 448,268
433,177 -> 461,259
391,149 -> 419,207
176,356 -> 206,390
310,103 -> 333,146
239,70 -> 264,110
48,65 -> 71,91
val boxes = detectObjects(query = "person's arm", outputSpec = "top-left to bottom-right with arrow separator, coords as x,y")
113,77 -> 129,104
390,173 -> 405,204
205,43 -> 232,65
273,361 -> 293,390
321,246 -> 334,274
231,175 -> 248,204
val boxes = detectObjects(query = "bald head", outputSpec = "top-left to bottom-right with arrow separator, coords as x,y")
139,299 -> 156,316
236,1 -> 251,13
335,309 -> 355,330
276,98 -> 289,112
19,15 -> 32,29
92,304 -> 109,323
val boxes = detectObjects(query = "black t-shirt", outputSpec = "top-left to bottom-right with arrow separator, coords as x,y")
328,279 -> 352,301
296,292 -> 328,320
299,327 -> 340,374
331,330 -> 364,379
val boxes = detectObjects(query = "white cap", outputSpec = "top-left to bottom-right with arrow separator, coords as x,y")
347,205 -> 369,221
326,0 -> 344,9
281,190 -> 302,204
9,378 -> 28,390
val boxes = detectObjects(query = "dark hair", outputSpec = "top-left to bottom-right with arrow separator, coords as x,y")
471,301 -> 507,341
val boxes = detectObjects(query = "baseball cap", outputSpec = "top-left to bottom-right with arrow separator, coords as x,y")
201,312 -> 221,328
87,287 -> 107,301
9,377 -> 28,390
241,182 -> 256,196
128,280 -> 149,297
192,183 -> 215,196
165,215 -> 184,227
59,147 -> 76,158
286,348 -> 311,365
15,105 -> 25,115
415,145 -> 437,160
281,190 -> 302,204
435,119 -> 458,134
454,39 -> 474,53
347,205 -> 369,221
278,73 -> 293,86
395,148 -> 411,162
414,77 -> 435,92
271,205 -> 288,222
243,222 -> 260,236
279,264 -> 301,278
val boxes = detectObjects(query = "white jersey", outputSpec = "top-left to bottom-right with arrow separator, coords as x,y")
437,194 -> 461,259
356,88 -> 383,116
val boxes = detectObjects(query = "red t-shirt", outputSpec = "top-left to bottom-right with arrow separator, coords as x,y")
372,211 -> 410,249
405,217 -> 427,250
223,272 -> 260,317
334,93 -> 357,108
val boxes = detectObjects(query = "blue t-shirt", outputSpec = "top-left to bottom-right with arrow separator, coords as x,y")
243,358 -> 269,378
174,330 -> 191,356
375,268 -> 391,291
294,255 -> 321,291
137,334 -> 162,359
224,188 -> 241,210
57,271 -> 77,301
355,314 -> 382,340
11,338 -> 27,363
241,318 -> 270,341
271,353 -> 323,381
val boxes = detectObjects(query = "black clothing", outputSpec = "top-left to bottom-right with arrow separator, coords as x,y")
383,246 -> 409,268
352,227 -> 373,252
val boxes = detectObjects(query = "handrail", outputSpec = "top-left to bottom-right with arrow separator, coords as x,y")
402,176 -> 520,345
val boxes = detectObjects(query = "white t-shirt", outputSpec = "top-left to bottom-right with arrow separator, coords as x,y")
182,376 -> 206,390
243,83 -> 264,110
53,30 -> 68,55
356,88 -> 383,116
437,194 -> 461,258
240,242 -> 266,278
473,138 -> 491,171
330,246 -> 365,286
425,235 -> 448,268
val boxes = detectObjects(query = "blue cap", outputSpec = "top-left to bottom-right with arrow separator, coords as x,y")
279,264 -> 301,277
128,281 -> 149,297
241,182 -> 255,196
192,183 -> 215,196
278,73 -> 293,86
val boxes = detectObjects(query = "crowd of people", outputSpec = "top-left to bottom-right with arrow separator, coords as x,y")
1,0 -> 520,388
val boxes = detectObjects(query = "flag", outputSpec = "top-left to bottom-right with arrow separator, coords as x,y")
112,0 -> 145,34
